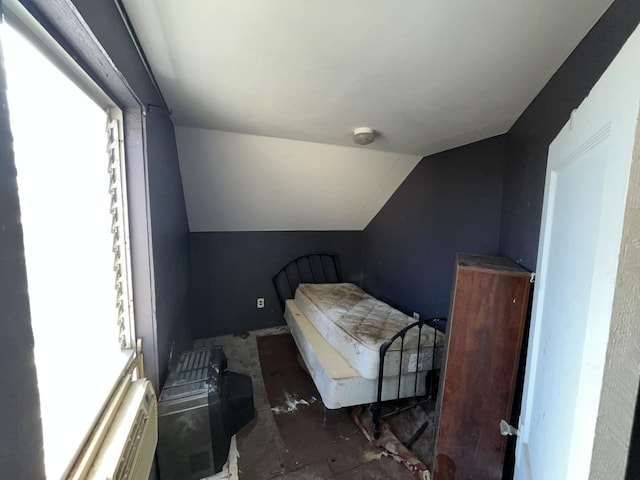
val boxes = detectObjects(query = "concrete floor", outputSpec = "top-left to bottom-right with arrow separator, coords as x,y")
195,327 -> 435,480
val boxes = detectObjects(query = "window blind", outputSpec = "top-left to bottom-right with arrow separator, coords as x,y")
107,110 -> 135,349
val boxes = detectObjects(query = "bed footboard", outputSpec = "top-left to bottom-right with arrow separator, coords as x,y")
373,318 -> 445,440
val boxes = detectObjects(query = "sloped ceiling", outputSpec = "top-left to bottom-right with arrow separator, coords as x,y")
176,128 -> 421,231
122,0 -> 614,231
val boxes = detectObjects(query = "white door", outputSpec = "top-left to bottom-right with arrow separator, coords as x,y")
514,26 -> 640,480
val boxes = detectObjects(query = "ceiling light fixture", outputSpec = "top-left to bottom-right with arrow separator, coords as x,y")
353,127 -> 376,146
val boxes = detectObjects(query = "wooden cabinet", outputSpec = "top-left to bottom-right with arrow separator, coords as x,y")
434,254 -> 531,480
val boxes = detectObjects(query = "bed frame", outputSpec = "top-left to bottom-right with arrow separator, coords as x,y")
273,252 -> 341,310
273,252 -> 443,439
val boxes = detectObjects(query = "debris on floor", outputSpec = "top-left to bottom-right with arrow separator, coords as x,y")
197,328 -> 427,479
270,392 -> 318,414
352,405 -> 431,480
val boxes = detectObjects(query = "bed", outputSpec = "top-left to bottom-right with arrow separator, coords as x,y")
273,252 -> 446,438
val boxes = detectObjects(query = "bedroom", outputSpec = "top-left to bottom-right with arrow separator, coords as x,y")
1,0 -> 640,479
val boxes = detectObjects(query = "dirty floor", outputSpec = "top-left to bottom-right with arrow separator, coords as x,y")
195,327 -> 436,479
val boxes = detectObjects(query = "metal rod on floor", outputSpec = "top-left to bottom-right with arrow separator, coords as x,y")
405,419 -> 429,449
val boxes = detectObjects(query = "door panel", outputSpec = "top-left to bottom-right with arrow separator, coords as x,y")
528,133 -> 609,479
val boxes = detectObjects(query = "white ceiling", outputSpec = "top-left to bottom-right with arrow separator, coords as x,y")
123,0 -> 613,156
122,0 -> 614,232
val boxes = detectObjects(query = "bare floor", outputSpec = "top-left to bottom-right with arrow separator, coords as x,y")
195,327 -> 436,480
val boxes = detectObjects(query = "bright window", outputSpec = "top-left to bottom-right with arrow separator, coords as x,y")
2,20 -> 134,480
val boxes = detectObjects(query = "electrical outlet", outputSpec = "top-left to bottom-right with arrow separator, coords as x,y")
413,312 -> 419,320
257,297 -> 265,308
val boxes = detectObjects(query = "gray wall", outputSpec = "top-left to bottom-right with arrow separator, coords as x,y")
146,106 -> 191,383
189,231 -> 362,338
69,0 -> 161,106
0,30 -> 46,479
499,0 -> 640,271
361,136 -> 506,319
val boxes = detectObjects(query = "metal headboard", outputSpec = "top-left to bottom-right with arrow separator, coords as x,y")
272,252 -> 341,310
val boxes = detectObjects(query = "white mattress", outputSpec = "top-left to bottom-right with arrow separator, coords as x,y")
294,283 -> 444,380
284,300 -> 430,409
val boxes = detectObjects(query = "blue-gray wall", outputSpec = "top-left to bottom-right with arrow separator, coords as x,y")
361,136 -> 506,319
189,231 -> 362,338
146,106 -> 191,383
499,0 -> 640,271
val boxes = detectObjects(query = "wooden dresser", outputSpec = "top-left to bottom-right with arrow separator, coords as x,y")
434,254 -> 532,480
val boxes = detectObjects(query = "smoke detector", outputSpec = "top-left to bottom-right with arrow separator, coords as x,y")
353,127 -> 376,146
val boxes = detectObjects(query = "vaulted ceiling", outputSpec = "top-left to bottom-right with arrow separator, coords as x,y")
122,0 -> 614,231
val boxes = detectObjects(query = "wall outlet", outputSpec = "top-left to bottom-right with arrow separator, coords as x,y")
413,312 -> 419,320
257,297 -> 265,308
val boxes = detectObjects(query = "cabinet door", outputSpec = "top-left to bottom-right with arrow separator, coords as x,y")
435,255 -> 530,480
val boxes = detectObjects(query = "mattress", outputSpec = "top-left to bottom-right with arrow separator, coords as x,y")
294,283 -> 444,380
284,300 -> 430,409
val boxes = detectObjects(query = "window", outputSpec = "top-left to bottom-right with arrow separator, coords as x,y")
1,12 -> 135,479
